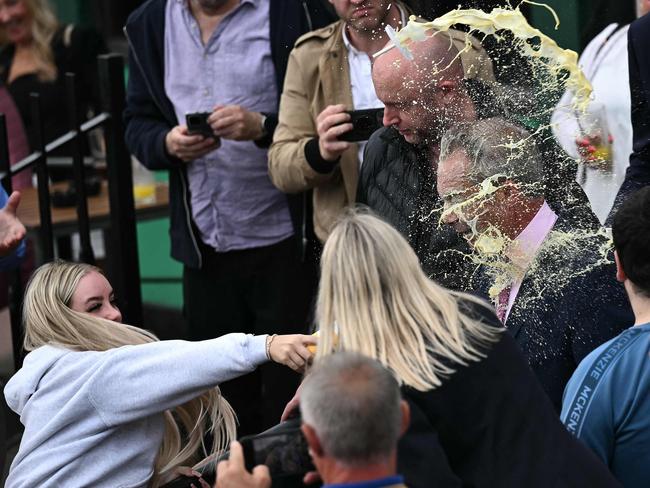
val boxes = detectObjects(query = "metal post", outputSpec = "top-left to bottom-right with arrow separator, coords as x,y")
0,115 -> 24,370
98,54 -> 143,326
66,73 -> 95,264
30,93 -> 55,262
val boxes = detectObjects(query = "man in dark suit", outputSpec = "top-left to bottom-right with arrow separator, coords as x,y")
608,10 -> 650,220
437,117 -> 634,411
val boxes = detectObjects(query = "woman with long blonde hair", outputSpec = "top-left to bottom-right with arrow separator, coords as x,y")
310,210 -> 620,487
0,0 -> 106,167
4,260 -> 315,488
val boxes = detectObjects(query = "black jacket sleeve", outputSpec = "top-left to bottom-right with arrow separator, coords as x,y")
123,48 -> 183,171
625,16 -> 650,186
608,14 -> 650,221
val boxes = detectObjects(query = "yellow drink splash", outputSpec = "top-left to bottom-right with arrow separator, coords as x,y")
376,1 -> 592,112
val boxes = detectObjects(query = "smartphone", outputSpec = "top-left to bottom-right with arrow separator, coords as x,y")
185,112 -> 217,139
239,419 -> 314,479
338,108 -> 384,142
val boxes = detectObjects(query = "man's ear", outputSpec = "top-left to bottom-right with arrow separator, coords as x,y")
399,400 -> 411,437
614,250 -> 627,283
301,423 -> 324,458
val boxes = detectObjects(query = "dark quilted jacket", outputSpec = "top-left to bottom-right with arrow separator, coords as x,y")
356,127 -> 474,290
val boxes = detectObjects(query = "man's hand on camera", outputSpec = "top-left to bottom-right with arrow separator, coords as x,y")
165,125 -> 219,162
215,441 -> 271,488
0,191 -> 25,257
209,105 -> 265,141
317,104 -> 352,162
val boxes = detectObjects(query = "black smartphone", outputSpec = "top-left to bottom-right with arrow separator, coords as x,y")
239,420 -> 314,480
338,108 -> 384,142
185,112 -> 217,139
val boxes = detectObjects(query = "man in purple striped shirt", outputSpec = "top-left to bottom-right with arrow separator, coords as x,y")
124,0 -> 335,435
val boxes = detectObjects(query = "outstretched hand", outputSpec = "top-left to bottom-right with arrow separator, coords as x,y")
268,334 -> 316,373
215,441 -> 271,488
0,191 -> 25,257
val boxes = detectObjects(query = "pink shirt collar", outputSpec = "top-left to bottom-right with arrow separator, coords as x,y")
503,201 -> 558,323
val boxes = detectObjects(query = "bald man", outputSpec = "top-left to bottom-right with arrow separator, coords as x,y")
357,33 -> 498,289
358,33 -> 597,289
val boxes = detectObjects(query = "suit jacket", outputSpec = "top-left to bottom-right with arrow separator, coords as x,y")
608,12 -> 650,220
503,217 -> 634,411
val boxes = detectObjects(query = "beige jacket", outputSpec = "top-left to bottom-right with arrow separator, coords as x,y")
268,15 -> 495,242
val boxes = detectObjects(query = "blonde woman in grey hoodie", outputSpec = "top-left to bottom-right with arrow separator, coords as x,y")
4,260 -> 315,488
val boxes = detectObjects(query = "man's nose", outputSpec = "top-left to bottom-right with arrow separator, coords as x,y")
443,212 -> 458,224
442,204 -> 459,224
383,108 -> 398,127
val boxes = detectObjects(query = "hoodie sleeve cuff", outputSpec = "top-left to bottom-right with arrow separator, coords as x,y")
304,138 -> 339,174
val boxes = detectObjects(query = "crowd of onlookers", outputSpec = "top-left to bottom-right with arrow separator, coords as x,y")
1,0 -> 650,487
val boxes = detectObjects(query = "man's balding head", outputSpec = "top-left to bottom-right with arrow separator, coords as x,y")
372,31 -> 469,144
300,352 -> 408,468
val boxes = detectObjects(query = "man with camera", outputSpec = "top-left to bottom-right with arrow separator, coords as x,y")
216,353 -> 410,488
123,0 -> 335,435
268,0 -> 411,243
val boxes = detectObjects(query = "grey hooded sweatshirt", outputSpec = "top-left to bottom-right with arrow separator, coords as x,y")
3,333 -> 268,487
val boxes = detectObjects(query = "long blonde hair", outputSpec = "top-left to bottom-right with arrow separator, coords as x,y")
316,210 -> 500,391
22,260 -> 237,486
0,0 -> 59,81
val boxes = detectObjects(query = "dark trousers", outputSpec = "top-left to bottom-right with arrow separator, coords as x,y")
183,236 -> 316,436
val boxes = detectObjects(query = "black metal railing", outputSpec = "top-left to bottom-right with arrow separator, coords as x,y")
0,54 -> 143,370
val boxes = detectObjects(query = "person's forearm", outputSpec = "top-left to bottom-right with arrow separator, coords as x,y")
268,136 -> 336,193
87,334 -> 268,426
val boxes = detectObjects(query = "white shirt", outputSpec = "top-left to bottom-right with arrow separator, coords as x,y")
551,23 -> 631,224
341,6 -> 407,166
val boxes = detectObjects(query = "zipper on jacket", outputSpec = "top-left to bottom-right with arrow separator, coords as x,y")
299,0 -> 313,262
124,25 -> 203,269
301,1 -> 313,30
178,168 -> 203,268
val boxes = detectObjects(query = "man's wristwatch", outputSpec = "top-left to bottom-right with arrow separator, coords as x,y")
259,113 -> 268,138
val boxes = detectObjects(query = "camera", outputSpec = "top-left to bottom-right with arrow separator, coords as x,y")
239,419 -> 314,480
338,108 -> 384,142
185,112 -> 218,139
160,417 -> 312,488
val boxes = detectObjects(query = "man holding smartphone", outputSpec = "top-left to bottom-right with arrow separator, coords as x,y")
269,1 -> 493,244
124,0 -> 335,436
268,0 -> 410,244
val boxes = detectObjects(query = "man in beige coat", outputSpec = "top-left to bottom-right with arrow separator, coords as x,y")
269,0 -> 494,242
